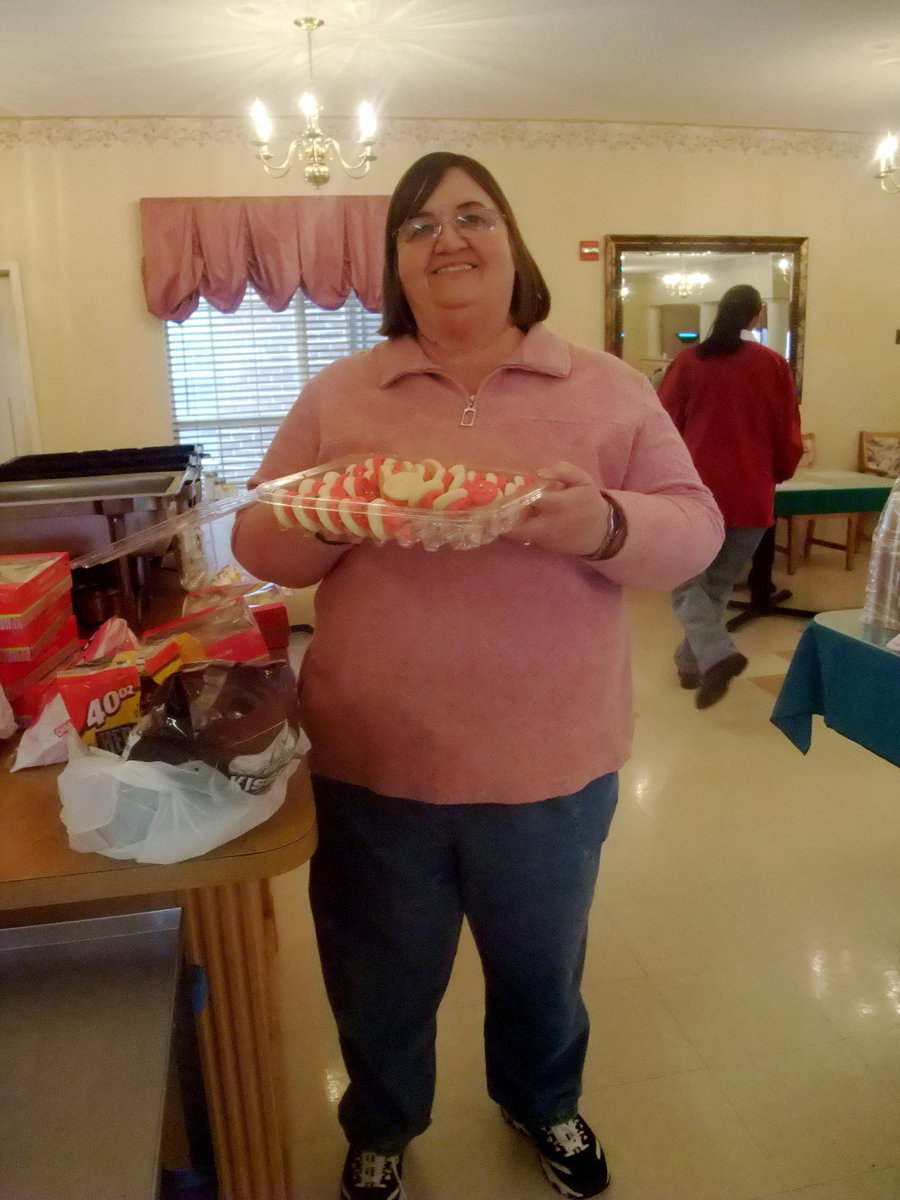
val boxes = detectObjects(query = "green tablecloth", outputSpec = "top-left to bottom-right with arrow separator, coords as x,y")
771,610 -> 900,766
775,470 -> 893,517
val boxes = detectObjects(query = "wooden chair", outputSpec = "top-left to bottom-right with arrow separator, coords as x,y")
799,431 -> 900,570
803,508 -> 862,571
855,431 -> 900,547
776,432 -> 860,573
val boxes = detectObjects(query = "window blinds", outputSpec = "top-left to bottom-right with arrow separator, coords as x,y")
165,288 -> 383,484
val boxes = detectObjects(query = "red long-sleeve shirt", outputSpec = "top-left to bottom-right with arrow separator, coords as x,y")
657,340 -> 803,526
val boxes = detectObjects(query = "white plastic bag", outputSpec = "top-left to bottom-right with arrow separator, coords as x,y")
58,732 -> 295,864
10,692 -> 72,768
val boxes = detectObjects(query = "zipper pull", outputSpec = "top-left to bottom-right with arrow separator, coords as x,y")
459,396 -> 477,427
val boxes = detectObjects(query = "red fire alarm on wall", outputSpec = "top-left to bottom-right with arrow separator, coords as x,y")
579,241 -> 600,261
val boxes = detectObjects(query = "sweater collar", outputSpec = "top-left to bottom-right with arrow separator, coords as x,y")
372,323 -> 571,388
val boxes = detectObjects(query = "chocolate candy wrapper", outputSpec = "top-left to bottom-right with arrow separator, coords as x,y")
256,454 -> 546,551
125,660 -> 301,796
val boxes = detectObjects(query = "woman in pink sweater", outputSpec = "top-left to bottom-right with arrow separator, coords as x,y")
233,152 -> 722,1200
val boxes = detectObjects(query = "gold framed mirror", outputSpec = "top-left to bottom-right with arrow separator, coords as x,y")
604,234 -> 809,396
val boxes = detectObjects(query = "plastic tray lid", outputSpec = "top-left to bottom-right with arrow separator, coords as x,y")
256,454 -> 544,551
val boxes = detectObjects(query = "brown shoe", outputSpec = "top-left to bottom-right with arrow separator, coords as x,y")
695,653 -> 748,709
678,670 -> 701,689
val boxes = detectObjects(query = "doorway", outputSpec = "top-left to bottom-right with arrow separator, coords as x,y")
0,262 -> 40,462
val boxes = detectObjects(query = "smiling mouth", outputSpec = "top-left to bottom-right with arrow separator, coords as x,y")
432,263 -> 475,275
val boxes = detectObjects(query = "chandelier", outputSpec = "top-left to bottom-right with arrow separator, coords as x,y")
661,270 -> 711,298
875,133 -> 898,193
250,16 -> 377,187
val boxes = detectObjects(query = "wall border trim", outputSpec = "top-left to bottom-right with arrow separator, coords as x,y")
0,116 -> 872,159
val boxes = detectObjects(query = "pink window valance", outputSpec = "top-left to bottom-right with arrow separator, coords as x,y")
140,195 -> 390,323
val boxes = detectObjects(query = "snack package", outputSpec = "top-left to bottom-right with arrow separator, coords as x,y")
10,617 -> 142,770
142,596 -> 270,663
182,581 -> 291,653
182,580 -> 286,616
124,659 -> 302,794
56,636 -> 204,755
256,454 -> 545,551
12,602 -> 272,770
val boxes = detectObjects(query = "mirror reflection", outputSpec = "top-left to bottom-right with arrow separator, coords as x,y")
605,235 -> 808,395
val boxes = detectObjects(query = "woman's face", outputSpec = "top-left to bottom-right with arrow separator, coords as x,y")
396,167 -> 516,332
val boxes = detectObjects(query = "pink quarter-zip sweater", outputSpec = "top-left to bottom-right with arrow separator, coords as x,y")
235,324 -> 724,804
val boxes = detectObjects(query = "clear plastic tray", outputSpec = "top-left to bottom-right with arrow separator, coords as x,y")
256,455 -> 545,551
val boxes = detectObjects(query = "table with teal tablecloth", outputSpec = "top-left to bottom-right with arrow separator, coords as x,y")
726,472 -> 894,629
771,609 -> 900,765
775,469 -> 893,519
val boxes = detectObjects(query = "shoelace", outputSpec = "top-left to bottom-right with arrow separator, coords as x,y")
351,1151 -> 400,1187
545,1117 -> 590,1157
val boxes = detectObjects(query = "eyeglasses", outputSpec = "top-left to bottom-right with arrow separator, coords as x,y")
394,206 -> 505,245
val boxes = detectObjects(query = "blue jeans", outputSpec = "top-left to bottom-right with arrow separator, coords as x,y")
671,525 -> 766,675
308,773 -> 619,1153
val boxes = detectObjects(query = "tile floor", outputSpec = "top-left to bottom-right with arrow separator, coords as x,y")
271,547 -> 900,1200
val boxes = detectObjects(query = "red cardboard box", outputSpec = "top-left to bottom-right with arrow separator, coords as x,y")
0,590 -> 74,655
0,574 -> 72,630
0,614 -> 81,699
0,553 -> 71,614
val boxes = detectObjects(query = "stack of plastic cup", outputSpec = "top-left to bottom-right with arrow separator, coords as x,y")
862,476 -> 900,636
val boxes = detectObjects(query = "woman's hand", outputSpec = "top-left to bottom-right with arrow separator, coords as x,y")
502,461 -> 613,557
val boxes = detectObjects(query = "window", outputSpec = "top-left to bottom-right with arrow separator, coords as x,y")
165,288 -> 383,484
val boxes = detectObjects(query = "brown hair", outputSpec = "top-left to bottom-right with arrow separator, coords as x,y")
379,152 -> 551,338
696,284 -> 763,358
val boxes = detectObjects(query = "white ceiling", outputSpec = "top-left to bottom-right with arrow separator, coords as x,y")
1,0 -> 898,135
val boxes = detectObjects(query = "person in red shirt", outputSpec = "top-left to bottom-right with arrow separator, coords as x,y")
658,284 -> 803,708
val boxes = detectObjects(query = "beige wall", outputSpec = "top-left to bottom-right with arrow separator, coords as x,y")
0,121 -> 897,471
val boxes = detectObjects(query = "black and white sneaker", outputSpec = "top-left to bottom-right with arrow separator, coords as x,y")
503,1109 -> 610,1198
340,1148 -> 406,1200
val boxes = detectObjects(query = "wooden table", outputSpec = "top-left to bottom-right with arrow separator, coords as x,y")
0,750 -> 317,1200
771,608 -> 900,765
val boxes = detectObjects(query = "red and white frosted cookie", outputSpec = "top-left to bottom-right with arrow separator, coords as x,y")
270,457 -> 534,542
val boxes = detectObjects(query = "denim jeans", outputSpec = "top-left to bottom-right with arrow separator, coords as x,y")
671,525 -> 766,675
308,773 -> 619,1153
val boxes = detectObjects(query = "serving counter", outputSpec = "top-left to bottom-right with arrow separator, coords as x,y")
0,746 -> 317,1200
0,446 -> 203,627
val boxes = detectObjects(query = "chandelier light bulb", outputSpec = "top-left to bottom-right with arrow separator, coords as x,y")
877,133 -> 897,172
358,100 -> 377,142
875,133 -> 899,193
300,92 -> 320,123
250,99 -> 273,144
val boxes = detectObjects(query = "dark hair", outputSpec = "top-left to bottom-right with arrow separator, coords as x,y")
379,152 -> 551,338
695,284 -> 763,358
